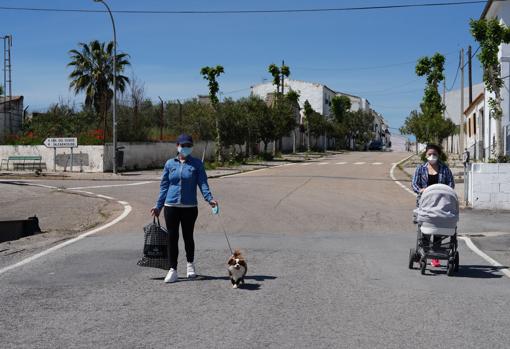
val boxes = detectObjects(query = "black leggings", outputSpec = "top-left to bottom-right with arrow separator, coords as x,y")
164,206 -> 199,269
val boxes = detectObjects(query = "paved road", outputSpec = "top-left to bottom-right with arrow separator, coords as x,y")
1,152 -> 509,348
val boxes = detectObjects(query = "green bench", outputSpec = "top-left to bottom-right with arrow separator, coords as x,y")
0,155 -> 43,171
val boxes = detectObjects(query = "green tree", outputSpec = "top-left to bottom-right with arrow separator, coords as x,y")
200,65 -> 224,162
400,53 -> 456,145
182,99 -> 216,160
331,95 -> 351,124
471,18 -> 510,158
348,110 -> 375,150
268,62 -> 290,94
68,40 -> 130,142
242,96 -> 273,157
0,84 -> 3,95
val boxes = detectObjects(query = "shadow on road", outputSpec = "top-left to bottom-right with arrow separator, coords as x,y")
150,274 -> 277,290
424,265 -> 507,279
455,265 -> 507,279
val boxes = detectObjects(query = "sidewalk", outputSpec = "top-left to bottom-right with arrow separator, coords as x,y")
0,152 -> 332,181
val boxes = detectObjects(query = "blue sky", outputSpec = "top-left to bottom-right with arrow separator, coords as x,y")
0,0 -> 487,130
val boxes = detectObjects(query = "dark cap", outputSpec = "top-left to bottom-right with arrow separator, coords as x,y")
176,134 -> 193,145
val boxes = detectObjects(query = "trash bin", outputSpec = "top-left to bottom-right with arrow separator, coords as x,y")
116,146 -> 125,168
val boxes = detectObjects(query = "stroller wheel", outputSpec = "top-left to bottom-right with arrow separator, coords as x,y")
408,248 -> 416,269
447,260 -> 455,276
420,259 -> 427,275
454,251 -> 459,272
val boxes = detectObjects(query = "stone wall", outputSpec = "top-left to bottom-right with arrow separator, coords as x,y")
467,163 -> 510,210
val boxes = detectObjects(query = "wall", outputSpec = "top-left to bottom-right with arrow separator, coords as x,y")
104,141 -> 217,171
252,80 -> 328,115
0,145 -> 105,172
467,163 -> 510,210
0,97 -> 24,143
443,84 -> 484,155
390,134 -> 411,152
485,2 -> 510,156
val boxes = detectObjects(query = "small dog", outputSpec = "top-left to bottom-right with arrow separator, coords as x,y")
227,250 -> 247,289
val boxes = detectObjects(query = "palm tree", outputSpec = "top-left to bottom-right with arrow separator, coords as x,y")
68,40 -> 130,141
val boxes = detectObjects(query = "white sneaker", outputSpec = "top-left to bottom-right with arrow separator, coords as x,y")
186,262 -> 197,278
164,268 -> 178,283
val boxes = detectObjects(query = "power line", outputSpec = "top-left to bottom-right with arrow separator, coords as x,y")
0,1 -> 488,15
448,54 -> 461,91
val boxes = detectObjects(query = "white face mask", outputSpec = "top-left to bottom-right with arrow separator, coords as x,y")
427,154 -> 438,164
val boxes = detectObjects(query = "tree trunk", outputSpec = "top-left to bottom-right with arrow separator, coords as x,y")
202,140 -> 209,162
214,113 -> 222,164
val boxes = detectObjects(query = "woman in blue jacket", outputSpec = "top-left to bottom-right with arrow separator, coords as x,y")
151,134 -> 217,283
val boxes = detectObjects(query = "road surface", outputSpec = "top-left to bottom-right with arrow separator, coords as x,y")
1,152 -> 509,348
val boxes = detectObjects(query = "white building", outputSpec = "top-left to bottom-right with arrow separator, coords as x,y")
390,134 -> 411,152
251,79 -> 377,150
443,83 -> 484,155
464,92 -> 487,161
0,96 -> 24,143
481,0 -> 510,156
251,79 -> 371,118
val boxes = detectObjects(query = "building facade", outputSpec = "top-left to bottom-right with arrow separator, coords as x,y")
0,96 -> 24,143
251,79 -> 381,150
482,0 -> 510,156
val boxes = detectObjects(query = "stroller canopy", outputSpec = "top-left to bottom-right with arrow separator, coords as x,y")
414,184 -> 459,229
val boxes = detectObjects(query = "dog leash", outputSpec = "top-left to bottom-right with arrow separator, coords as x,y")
220,220 -> 234,255
213,205 -> 234,255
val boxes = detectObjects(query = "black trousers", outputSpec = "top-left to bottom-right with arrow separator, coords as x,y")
164,206 -> 199,269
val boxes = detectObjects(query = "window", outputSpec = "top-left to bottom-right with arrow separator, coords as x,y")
473,112 -> 476,135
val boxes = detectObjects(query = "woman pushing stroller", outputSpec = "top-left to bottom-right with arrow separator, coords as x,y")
411,144 -> 455,268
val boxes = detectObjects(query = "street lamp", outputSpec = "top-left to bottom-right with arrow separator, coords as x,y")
94,0 -> 118,174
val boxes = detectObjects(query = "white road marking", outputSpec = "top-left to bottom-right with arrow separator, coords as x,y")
390,155 -> 416,196
301,163 -> 312,166
354,162 -> 366,165
459,236 -> 510,278
390,154 -> 510,279
67,181 -> 153,190
0,188 -> 132,276
318,162 -> 329,165
96,194 -> 115,200
372,162 -> 383,165
336,162 -> 347,165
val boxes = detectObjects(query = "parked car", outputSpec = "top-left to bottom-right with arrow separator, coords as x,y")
368,140 -> 383,151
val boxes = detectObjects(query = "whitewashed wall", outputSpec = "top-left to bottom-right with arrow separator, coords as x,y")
467,163 -> 510,210
0,145 -> 104,172
104,141 -> 217,171
485,2 -> 510,156
252,80 -> 327,114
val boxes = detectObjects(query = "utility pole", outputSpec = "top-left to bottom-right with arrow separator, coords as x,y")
281,60 -> 285,94
2,35 -> 13,135
468,45 -> 473,104
443,79 -> 446,118
94,0 -> 118,173
459,48 -> 465,156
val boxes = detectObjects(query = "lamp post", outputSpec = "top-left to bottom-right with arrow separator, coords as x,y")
94,0 -> 118,174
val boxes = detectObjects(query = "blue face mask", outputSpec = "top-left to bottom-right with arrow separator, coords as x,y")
178,146 -> 193,157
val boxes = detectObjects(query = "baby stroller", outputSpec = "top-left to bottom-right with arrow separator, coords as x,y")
408,184 -> 460,276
